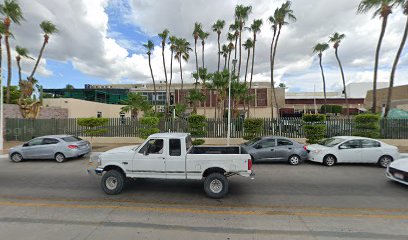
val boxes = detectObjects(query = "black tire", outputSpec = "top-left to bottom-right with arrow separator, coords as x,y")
203,172 -> 229,199
378,155 -> 393,168
323,155 -> 337,167
10,153 -> 23,163
101,169 -> 125,195
55,153 -> 66,163
288,155 -> 301,165
251,155 -> 256,164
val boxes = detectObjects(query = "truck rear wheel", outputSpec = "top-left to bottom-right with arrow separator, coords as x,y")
204,173 -> 229,199
101,169 -> 125,195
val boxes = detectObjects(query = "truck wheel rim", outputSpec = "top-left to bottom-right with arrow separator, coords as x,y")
210,179 -> 223,194
12,154 -> 22,162
106,177 -> 118,190
290,156 -> 299,165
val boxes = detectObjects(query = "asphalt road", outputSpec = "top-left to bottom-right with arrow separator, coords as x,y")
0,153 -> 407,240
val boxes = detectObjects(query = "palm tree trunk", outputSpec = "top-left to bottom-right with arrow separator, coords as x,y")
238,29 -> 242,81
271,26 -> 282,118
194,39 -> 199,89
169,50 -> 174,98
214,93 -> 217,119
318,54 -> 327,113
249,35 -> 256,89
30,37 -> 48,81
161,44 -> 168,115
5,31 -> 12,103
269,30 -> 277,119
148,55 -> 157,112
334,48 -> 349,118
224,56 -> 227,70
384,15 -> 408,118
227,51 -> 231,72
372,16 -> 389,113
17,59 -> 22,83
179,59 -> 183,92
202,42 -> 205,68
244,48 -> 251,84
233,36 -> 238,73
217,33 -> 221,72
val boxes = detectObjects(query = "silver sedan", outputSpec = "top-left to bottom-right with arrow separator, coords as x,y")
9,135 -> 91,163
241,136 -> 308,165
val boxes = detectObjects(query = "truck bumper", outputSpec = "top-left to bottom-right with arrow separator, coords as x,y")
95,167 -> 104,175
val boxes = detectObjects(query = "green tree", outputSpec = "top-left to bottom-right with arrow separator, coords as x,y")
174,38 -> 192,91
302,114 -> 327,144
212,19 -> 226,72
188,114 -> 207,145
199,29 -> 210,69
139,117 -> 160,139
385,1 -> 408,117
168,36 -> 177,100
211,70 -> 229,118
357,0 -> 402,113
329,32 -> 349,118
353,113 -> 380,138
158,29 -> 170,113
226,32 -> 235,71
2,85 -> 20,103
15,46 -> 33,83
234,4 -> 252,80
243,118 -> 263,140
313,43 -> 330,113
248,19 -> 262,89
242,38 -> 253,84
65,84 -> 74,89
192,22 -> 202,87
269,1 -> 296,119
77,117 -> 109,145
143,40 -> 157,112
221,44 -> 229,70
0,0 -> 23,103
187,88 -> 205,114
121,92 -> 152,119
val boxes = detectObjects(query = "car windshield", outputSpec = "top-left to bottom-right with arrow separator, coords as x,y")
61,136 -> 82,142
244,137 -> 261,146
318,137 -> 345,147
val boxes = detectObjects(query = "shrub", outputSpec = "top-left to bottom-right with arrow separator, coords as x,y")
353,113 -> 380,138
302,114 -> 327,144
320,105 -> 343,114
192,139 -> 205,145
139,116 -> 160,139
243,118 -> 263,140
77,117 -> 109,139
188,114 -> 207,137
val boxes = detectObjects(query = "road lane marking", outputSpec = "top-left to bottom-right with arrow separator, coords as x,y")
1,201 -> 408,220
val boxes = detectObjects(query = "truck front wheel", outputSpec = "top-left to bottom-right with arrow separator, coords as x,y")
101,170 -> 125,195
204,173 -> 229,199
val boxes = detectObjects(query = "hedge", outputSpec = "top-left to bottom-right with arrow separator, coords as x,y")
188,114 -> 207,145
320,105 -> 343,114
77,117 -> 108,138
243,118 -> 263,140
139,116 -> 160,139
353,114 -> 380,138
302,114 -> 327,144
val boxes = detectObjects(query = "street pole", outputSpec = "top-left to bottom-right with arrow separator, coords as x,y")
227,59 -> 237,146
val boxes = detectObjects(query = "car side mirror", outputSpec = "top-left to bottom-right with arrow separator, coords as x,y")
23,142 -> 29,147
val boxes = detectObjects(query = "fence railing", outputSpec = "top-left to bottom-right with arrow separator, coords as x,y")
5,118 -> 408,141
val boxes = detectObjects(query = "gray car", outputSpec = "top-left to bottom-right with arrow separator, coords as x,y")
9,135 -> 91,163
241,136 -> 308,165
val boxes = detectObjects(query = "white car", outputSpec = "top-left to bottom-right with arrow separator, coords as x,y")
306,136 -> 399,167
386,158 -> 408,186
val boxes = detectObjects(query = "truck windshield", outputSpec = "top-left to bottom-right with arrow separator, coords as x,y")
186,135 -> 193,151
318,137 -> 345,147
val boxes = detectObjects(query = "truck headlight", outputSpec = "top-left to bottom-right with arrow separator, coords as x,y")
97,155 -> 102,164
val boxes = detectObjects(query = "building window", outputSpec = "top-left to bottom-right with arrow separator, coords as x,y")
257,89 -> 267,107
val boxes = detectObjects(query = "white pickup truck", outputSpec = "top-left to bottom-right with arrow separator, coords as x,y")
95,133 -> 254,198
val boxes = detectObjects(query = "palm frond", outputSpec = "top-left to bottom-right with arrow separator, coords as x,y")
40,21 -> 58,35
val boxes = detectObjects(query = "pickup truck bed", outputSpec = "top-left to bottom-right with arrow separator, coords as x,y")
189,146 -> 241,154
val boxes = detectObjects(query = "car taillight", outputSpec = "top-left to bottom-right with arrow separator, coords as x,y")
303,146 -> 307,151
68,145 -> 78,149
248,159 -> 252,171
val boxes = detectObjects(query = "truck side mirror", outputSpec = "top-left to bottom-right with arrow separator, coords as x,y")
23,142 -> 29,147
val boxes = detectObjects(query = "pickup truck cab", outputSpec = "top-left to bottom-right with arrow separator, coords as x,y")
95,133 -> 254,198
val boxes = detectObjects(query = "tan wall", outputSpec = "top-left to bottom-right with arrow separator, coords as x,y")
43,98 -> 131,118
193,106 -> 277,118
365,85 -> 408,111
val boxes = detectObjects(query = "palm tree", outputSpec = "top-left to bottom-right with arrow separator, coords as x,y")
248,19 -> 263,89
329,32 -> 349,118
385,1 -> 408,117
0,0 -> 24,103
227,32 -> 235,71
268,15 -> 278,119
234,5 -> 252,81
174,38 -> 192,92
158,29 -> 170,113
29,21 -> 58,81
270,1 -> 296,118
198,68 -> 212,116
211,70 -> 229,118
212,20 -> 225,72
221,44 -> 229,70
187,88 -> 205,114
242,38 -> 254,84
0,22 -> 6,106
313,43 -> 330,113
121,92 -> 152,119
357,0 -> 400,113
143,40 -> 157,112
199,30 -> 210,69
229,20 -> 240,73
168,36 -> 177,99
15,46 -> 34,83
192,22 -> 202,88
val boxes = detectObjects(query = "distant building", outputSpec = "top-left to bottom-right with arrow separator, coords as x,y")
365,84 -> 408,112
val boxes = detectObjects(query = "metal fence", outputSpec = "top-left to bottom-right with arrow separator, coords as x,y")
5,117 -> 408,141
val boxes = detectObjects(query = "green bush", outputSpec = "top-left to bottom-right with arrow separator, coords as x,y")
243,118 -> 263,140
320,105 -> 343,114
77,118 -> 109,138
302,114 -> 327,144
188,114 -> 207,137
139,117 -> 160,139
192,139 -> 205,145
353,114 -> 380,138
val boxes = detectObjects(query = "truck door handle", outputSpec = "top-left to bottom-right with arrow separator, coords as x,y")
270,149 -> 274,151
288,148 -> 292,150
122,162 -> 128,165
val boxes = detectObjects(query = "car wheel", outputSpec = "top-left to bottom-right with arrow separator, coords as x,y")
323,155 -> 337,167
378,155 -> 393,168
55,153 -> 66,163
204,173 -> 229,199
101,170 -> 125,195
10,153 -> 23,163
288,155 -> 301,165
